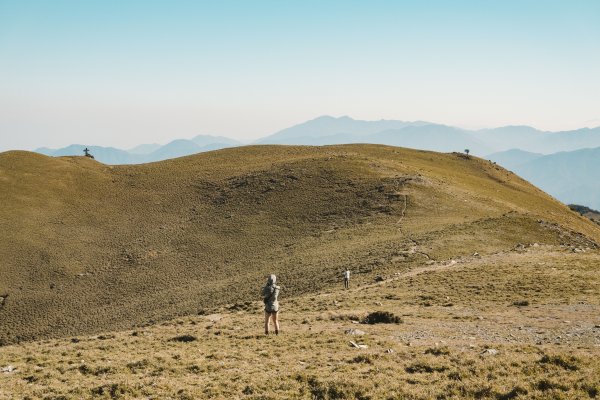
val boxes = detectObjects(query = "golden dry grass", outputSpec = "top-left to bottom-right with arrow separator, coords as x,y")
0,246 -> 598,399
0,144 -> 599,347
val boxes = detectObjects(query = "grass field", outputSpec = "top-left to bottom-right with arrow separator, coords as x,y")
0,245 -> 598,399
1,145 -> 598,345
1,144 -> 599,398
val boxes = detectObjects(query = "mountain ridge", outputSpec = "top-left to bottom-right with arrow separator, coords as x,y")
1,144 -> 599,344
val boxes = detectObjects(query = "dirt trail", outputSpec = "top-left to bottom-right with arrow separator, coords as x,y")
354,258 -> 462,293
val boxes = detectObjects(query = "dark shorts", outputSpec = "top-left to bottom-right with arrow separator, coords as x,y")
265,309 -> 279,314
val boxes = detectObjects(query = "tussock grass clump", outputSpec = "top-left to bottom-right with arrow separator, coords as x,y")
91,383 -> 137,398
497,386 -> 528,400
512,300 -> 530,307
186,364 -> 201,374
536,379 -> 569,392
297,375 -> 370,400
425,346 -> 450,356
405,362 -> 449,374
169,334 -> 197,343
582,384 -> 599,398
539,354 -> 579,371
350,354 -> 373,364
78,364 -> 115,376
362,311 -> 401,324
126,359 -> 149,373
328,312 -> 361,322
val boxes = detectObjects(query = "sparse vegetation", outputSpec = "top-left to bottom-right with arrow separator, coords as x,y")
169,335 -> 197,343
0,245 -> 599,398
1,145 -> 599,344
1,145 -> 599,398
362,311 -> 402,324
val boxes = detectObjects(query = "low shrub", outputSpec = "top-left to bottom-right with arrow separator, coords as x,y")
169,335 -> 197,343
362,311 -> 401,324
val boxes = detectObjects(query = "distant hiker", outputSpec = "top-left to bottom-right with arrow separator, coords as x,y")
262,274 -> 281,335
343,269 -> 350,289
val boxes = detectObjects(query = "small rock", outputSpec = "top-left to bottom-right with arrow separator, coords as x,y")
349,341 -> 368,349
473,252 -> 479,257
480,348 -> 498,356
345,328 -> 366,336
1,365 -> 16,373
385,348 -> 394,353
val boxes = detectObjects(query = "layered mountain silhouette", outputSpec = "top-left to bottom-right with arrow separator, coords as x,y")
37,135 -> 241,164
33,116 -> 600,209
256,116 -> 600,154
489,147 -> 600,209
35,116 -> 600,165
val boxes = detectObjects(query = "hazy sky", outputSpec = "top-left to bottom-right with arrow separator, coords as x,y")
1,0 -> 599,151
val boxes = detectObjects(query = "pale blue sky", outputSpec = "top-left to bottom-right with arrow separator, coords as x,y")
1,0 -> 599,151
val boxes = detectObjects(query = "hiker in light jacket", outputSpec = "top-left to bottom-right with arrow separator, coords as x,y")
343,269 -> 350,289
262,274 -> 281,335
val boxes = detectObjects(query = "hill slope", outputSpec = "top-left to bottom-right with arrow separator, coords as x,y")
1,245 -> 599,399
1,145 -> 599,344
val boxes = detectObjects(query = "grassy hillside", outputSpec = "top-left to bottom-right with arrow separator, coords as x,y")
1,145 -> 599,345
0,246 -> 598,399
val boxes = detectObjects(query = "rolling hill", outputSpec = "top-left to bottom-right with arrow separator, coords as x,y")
1,144 -> 599,346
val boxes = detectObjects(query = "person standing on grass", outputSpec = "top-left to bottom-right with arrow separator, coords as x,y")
343,269 -> 350,289
262,274 -> 281,335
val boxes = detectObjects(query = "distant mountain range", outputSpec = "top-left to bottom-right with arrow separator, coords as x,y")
488,147 -> 600,210
33,115 -> 600,209
256,116 -> 600,155
36,116 -> 600,163
37,135 -> 241,164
